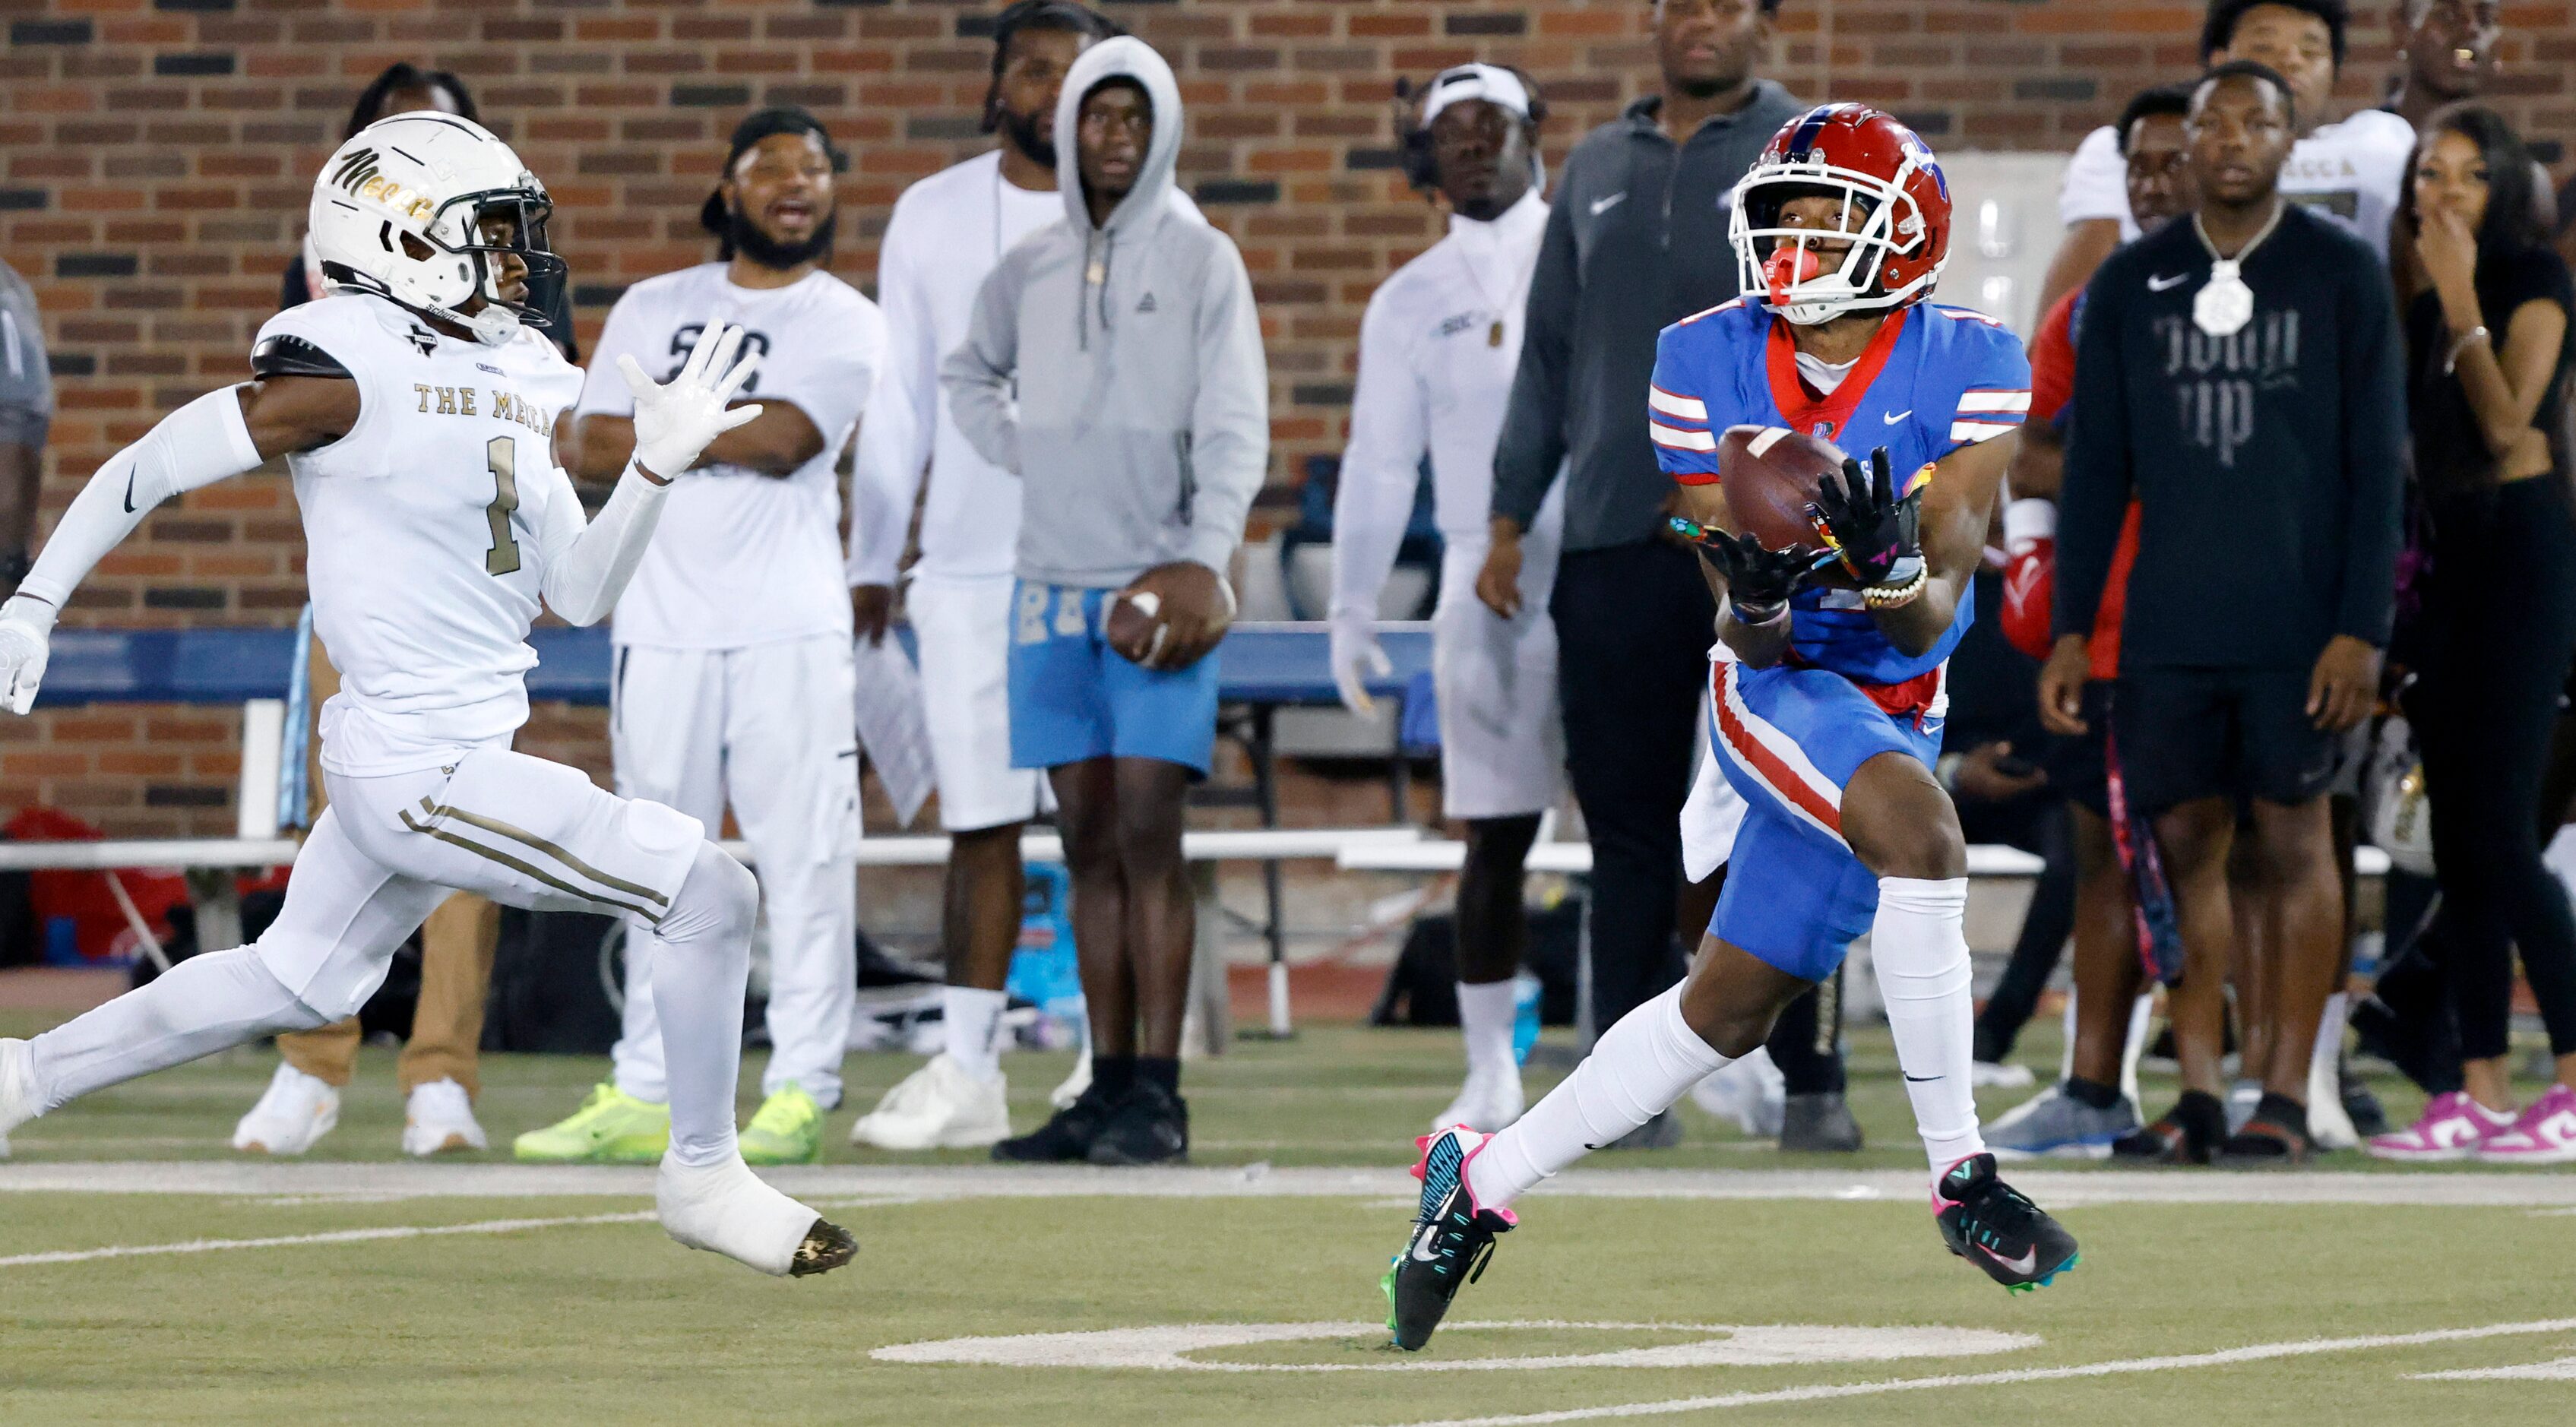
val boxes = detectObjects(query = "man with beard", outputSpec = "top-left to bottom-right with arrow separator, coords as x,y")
516,108 -> 885,1166
1477,0 -> 1804,1151
848,2 -> 1204,1150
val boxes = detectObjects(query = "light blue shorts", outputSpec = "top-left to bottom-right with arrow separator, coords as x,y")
1006,581 -> 1219,776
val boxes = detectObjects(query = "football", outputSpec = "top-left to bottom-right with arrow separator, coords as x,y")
1713,424 -> 1850,569
1105,588 -> 1170,665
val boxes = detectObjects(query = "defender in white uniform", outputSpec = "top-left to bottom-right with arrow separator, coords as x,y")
0,114 -> 853,1278
1331,66 -> 1565,1134
845,2 -> 1140,1150
517,109 -> 881,1168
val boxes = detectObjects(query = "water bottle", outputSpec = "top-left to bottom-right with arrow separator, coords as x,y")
1511,971 -> 1542,1065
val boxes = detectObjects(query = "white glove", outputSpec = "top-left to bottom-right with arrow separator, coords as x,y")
1328,606 -> 1391,715
0,594 -> 58,716
615,322 -> 764,482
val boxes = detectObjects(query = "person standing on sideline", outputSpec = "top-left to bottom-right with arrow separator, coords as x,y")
945,36 -> 1266,1166
2036,0 -> 2413,318
1331,65 -> 1560,1134
1478,0 -> 1802,1150
2367,107 -> 2576,1165
2041,62 -> 2404,1165
518,108 -> 882,1167
0,259 -> 47,597
845,0 -> 1128,1153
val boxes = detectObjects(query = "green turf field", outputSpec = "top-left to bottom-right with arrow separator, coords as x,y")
4,1013 -> 2574,1425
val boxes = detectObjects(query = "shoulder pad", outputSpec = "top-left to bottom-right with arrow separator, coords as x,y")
249,333 -> 352,381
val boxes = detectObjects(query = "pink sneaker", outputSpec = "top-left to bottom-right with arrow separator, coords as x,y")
2476,1084 -> 2576,1166
2364,1091 -> 2515,1162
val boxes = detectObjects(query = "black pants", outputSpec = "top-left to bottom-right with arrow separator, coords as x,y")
1552,539 -> 1714,1029
2417,478 -> 2576,1061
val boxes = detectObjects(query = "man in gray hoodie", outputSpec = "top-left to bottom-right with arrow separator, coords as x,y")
944,34 -> 1267,1166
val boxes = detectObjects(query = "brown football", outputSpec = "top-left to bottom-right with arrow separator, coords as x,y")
1712,424 -> 1850,581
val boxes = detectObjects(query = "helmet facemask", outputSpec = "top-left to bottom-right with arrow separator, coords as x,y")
418,186 -> 565,344
1730,165 -> 1935,326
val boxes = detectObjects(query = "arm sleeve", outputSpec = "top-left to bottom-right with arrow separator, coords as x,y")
534,460 -> 672,627
1940,319 -> 2033,457
2335,260 -> 2408,647
2058,126 -> 2134,231
1490,191 -> 1579,527
939,258 -> 1025,478
17,384 -> 263,609
849,210 -> 940,585
1647,326 -> 1721,484
1330,288 -> 1428,621
571,293 -> 650,419
2052,273 -> 2131,641
1179,239 -> 1271,573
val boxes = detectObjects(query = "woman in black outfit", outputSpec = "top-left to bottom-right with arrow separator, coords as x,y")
2369,103 -> 2576,1163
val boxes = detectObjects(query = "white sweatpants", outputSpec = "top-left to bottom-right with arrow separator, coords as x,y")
610,634 -> 862,1108
1433,507 -> 1565,821
910,571 -> 1051,832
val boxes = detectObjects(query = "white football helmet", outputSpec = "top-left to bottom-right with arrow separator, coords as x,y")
306,112 -> 563,344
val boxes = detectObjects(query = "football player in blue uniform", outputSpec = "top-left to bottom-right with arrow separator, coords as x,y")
1385,105 -> 2078,1352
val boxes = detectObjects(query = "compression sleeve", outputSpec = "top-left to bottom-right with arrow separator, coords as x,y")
535,460 -> 672,627
1331,287 -> 1428,622
17,384 -> 263,610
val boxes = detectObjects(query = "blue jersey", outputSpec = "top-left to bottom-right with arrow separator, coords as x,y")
1648,299 -> 2030,690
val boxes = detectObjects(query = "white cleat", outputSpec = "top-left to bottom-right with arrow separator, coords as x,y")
848,1052 -> 1010,1150
0,1037 -> 37,1156
401,1077 -> 489,1156
1049,1055 -> 1091,1111
1690,1046 -> 1786,1137
1431,1066 -> 1525,1134
656,1153 -> 855,1277
232,1062 -> 340,1155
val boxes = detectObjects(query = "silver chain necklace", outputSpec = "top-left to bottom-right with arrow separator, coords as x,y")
2188,198 -> 2284,337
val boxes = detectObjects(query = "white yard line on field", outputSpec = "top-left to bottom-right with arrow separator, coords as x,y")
1369,1317 -> 2576,1426
0,1210 -> 652,1267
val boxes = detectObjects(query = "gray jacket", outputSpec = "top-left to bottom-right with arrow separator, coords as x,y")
0,262 -> 49,448
942,36 -> 1269,586
1490,85 -> 1803,552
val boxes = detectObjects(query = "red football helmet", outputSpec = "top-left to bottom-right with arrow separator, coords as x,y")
1727,104 -> 1953,326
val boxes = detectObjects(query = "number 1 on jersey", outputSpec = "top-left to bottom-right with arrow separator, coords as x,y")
483,435 -> 522,575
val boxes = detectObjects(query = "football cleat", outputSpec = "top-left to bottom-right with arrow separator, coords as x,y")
1382,1126 -> 1516,1351
1934,1152 -> 2079,1293
655,1152 -> 856,1278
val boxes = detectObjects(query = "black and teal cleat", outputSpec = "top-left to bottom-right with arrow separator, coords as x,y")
1933,1152 -> 2080,1293
1381,1126 -> 1517,1351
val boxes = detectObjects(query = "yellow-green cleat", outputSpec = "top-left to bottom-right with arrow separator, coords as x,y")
740,1084 -> 826,1166
512,1084 -> 669,1163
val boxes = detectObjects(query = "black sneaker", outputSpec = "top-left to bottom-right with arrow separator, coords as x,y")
1933,1152 -> 2080,1293
1780,1092 -> 1863,1152
1085,1081 -> 1189,1166
1383,1126 -> 1516,1351
2110,1091 -> 2223,1165
992,1081 -> 1116,1163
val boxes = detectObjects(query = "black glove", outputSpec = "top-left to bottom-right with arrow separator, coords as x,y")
1703,529 -> 1814,623
1807,446 -> 1925,591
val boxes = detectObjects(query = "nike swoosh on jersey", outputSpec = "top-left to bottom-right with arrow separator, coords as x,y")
2147,272 -> 2191,292
1882,409 -> 1912,424
1979,1242 -> 2039,1275
1590,191 -> 1627,217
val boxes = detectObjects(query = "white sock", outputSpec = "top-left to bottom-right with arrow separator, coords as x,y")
1870,876 -> 1984,1179
943,985 -> 1008,1081
30,948 -> 325,1111
649,845 -> 760,1169
1466,986 -> 1726,1210
1456,979 -> 1517,1077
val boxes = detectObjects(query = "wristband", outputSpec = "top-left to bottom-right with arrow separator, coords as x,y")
1861,557 -> 1929,610
1731,598 -> 1789,626
2444,324 -> 2489,375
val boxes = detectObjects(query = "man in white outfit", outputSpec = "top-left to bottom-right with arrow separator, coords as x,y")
1331,65 -> 1563,1134
0,113 -> 852,1277
517,107 -> 881,1167
847,2 -> 1159,1150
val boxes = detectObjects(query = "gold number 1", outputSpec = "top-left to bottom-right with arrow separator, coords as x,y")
483,435 -> 522,575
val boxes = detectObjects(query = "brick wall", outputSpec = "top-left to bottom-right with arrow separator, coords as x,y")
3,0 -> 2573,833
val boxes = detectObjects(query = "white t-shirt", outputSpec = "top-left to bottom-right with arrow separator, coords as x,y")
1331,191 -> 1558,620
578,264 -> 882,649
260,293 -> 589,775
2058,108 -> 2416,259
848,150 -> 1205,586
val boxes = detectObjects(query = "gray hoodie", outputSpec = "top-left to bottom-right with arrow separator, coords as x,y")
942,36 -> 1269,586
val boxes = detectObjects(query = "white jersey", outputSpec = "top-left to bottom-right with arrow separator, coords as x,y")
578,264 -> 881,649
2059,108 -> 2415,259
259,293 -> 588,777
849,150 -> 1205,586
1331,190 -> 1554,618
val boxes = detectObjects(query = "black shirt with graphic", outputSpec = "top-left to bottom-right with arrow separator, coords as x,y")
2056,202 -> 2407,672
